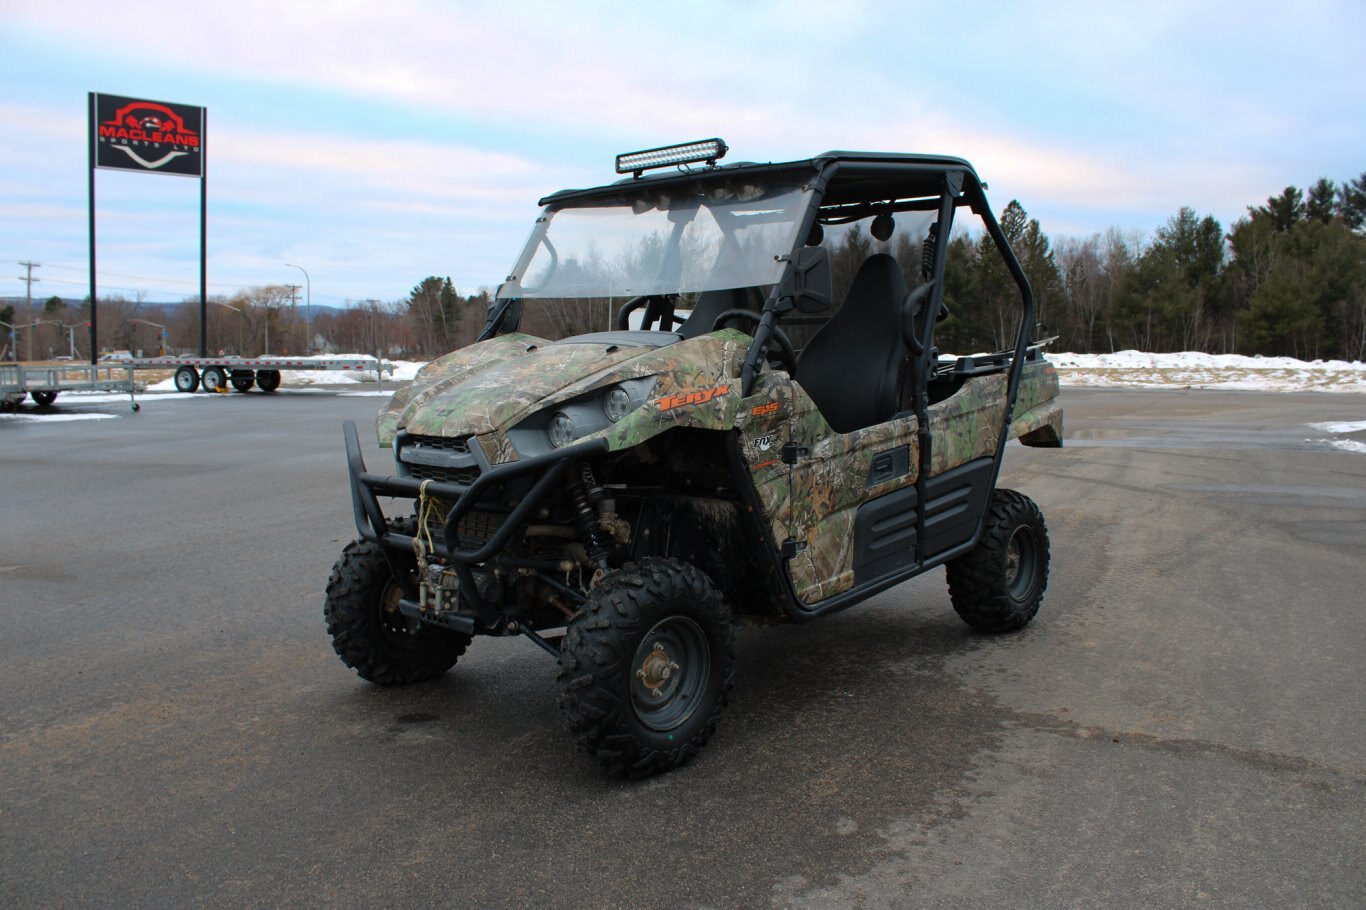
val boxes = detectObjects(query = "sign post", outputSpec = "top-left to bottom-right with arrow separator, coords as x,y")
88,93 -> 207,361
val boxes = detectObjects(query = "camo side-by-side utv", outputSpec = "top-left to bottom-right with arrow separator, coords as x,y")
327,140 -> 1063,777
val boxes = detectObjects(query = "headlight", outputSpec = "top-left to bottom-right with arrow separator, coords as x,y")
509,376 -> 658,456
548,412 -> 576,448
604,387 -> 632,422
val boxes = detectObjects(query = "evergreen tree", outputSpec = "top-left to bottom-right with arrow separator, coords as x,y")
1306,178 -> 1337,224
1338,173 -> 1366,232
1259,186 -> 1306,231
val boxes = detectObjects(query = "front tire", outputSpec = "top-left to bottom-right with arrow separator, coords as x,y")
324,526 -> 471,685
557,557 -> 735,778
946,489 -> 1049,633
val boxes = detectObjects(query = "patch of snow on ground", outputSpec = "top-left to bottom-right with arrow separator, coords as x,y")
1306,420 -> 1366,433
0,411 -> 117,422
1049,350 -> 1366,393
1328,439 -> 1366,454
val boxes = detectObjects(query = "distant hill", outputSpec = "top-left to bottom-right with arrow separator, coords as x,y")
1,296 -> 350,315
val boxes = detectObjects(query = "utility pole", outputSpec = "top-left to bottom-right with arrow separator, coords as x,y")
285,263 -> 311,352
285,285 -> 301,353
18,260 -> 40,361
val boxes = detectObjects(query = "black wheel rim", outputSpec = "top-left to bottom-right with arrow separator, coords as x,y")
1005,526 -> 1038,602
631,616 -> 710,732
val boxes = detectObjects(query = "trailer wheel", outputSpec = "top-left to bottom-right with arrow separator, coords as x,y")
230,370 -> 255,392
256,370 -> 281,393
201,366 -> 227,393
31,390 -> 58,408
173,366 -> 199,393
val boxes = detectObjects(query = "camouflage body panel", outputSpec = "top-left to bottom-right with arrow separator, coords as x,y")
376,328 -> 752,458
776,356 -> 1061,605
577,330 -> 750,451
1010,360 -> 1064,447
400,339 -> 650,440
733,373 -> 797,552
782,384 -> 921,603
1010,401 -> 1064,447
376,333 -> 541,447
477,431 -> 520,466
925,373 -> 1006,477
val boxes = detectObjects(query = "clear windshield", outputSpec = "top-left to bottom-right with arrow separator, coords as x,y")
500,178 -> 813,300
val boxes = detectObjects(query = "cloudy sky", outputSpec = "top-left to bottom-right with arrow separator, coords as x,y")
1,0 -> 1362,307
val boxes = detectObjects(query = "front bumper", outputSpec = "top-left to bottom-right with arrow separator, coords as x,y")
343,419 -> 609,565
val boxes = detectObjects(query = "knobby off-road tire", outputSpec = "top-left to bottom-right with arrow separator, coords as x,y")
324,520 -> 470,685
946,489 -> 1049,633
557,557 -> 735,778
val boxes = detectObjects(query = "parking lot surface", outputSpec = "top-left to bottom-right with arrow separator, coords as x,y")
2,387 -> 1363,908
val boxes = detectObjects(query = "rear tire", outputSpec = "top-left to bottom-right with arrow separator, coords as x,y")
256,369 -> 281,392
230,370 -> 255,392
557,557 -> 735,778
31,390 -> 58,407
946,489 -> 1049,633
324,523 -> 471,685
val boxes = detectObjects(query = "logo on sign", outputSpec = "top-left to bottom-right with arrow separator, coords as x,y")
93,94 -> 203,176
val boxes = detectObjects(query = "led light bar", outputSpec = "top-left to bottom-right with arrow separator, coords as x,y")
616,138 -> 728,176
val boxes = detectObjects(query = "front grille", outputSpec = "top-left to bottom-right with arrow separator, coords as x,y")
408,462 -> 481,486
400,433 -> 481,487
410,434 -> 472,454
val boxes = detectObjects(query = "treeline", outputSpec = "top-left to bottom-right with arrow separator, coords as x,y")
937,174 -> 1366,361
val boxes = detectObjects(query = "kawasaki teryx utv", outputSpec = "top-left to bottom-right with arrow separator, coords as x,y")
328,140 -> 1063,777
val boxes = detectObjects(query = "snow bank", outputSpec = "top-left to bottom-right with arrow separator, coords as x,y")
1049,350 -> 1366,393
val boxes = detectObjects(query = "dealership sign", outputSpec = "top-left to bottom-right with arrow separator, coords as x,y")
92,93 -> 204,177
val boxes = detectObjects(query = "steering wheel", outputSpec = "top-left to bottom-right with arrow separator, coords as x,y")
711,309 -> 798,375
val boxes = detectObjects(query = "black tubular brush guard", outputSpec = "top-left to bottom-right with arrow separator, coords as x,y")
342,419 -> 609,564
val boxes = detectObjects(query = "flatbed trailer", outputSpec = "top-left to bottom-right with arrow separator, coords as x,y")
123,355 -> 394,394
1,362 -> 142,411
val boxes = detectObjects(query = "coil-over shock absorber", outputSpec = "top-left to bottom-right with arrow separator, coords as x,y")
568,464 -> 612,571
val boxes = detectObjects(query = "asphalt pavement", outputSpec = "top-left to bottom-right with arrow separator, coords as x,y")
1,386 -> 1363,908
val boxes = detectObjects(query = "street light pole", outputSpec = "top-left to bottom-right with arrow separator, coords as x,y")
209,300 -> 243,354
286,263 -> 310,352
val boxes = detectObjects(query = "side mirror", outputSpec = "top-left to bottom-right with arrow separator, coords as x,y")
778,245 -> 832,314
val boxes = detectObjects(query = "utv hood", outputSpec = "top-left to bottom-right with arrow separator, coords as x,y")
381,333 -> 663,443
